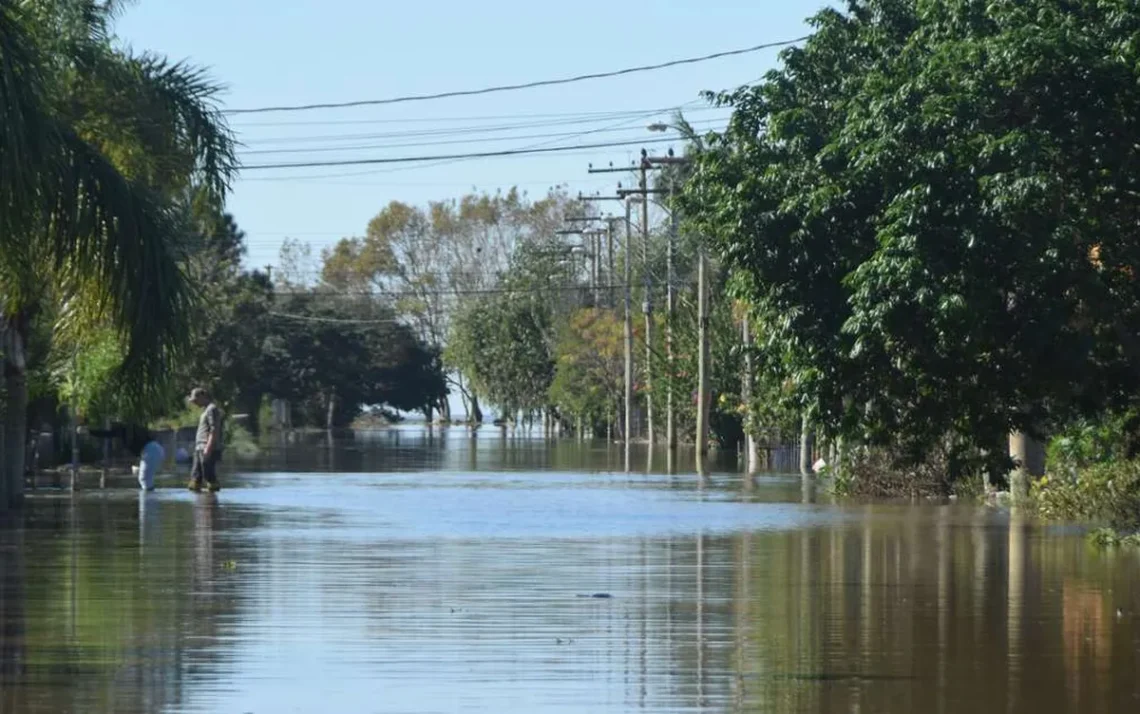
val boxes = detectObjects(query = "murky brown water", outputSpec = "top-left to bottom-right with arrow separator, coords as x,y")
2,427 -> 1139,713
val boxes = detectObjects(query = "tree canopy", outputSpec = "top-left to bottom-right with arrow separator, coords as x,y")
682,0 -> 1140,469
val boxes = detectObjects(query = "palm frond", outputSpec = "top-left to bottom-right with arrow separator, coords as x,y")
47,123 -> 196,410
121,51 -> 236,201
0,0 -> 51,244
672,110 -> 705,152
72,0 -> 137,42
66,45 -> 236,201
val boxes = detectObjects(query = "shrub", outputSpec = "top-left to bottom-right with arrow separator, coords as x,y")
1034,460 -> 1140,531
834,446 -> 954,498
1087,527 -> 1140,548
831,439 -> 993,499
224,423 -> 260,459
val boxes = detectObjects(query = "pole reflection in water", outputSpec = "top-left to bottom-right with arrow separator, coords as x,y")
1007,507 -> 1026,714
801,473 -> 817,504
0,428 -> 1136,713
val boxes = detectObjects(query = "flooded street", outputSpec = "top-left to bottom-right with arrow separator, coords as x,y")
2,428 -> 1140,713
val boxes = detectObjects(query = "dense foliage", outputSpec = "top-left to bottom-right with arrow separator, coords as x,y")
682,0 -> 1140,482
1,0 -> 234,505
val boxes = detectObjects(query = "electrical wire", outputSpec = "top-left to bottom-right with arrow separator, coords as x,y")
268,310 -> 402,325
240,136 -> 686,171
236,107 -> 726,145
225,37 -> 807,115
231,107 -> 714,128
272,282 -> 635,298
238,119 -> 725,156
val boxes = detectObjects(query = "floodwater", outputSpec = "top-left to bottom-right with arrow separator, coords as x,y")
2,428 -> 1139,714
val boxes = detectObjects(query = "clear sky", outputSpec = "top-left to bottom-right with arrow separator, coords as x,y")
115,0 -> 829,274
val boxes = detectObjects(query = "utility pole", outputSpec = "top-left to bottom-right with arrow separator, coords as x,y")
580,187 -> 630,465
601,151 -> 688,453
624,202 -> 634,464
645,150 -> 692,456
606,217 -> 617,309
742,314 -> 759,474
590,229 -> 599,305
666,175 -> 677,449
639,150 -> 655,447
799,413 -> 813,476
696,237 -> 710,470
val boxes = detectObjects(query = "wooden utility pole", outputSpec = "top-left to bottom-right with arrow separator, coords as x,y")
580,187 -> 630,465
644,153 -> 689,448
639,150 -> 654,447
590,230 -> 600,305
598,151 -> 690,454
606,217 -> 617,309
696,239 -> 710,469
666,177 -> 677,449
623,204 -> 634,461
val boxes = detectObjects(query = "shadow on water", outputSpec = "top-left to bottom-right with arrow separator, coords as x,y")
1,426 -> 1139,713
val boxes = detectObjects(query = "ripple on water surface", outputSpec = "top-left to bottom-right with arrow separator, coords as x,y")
1,435 -> 1139,713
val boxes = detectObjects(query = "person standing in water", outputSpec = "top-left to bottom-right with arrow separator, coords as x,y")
187,387 -> 223,492
89,422 -> 165,491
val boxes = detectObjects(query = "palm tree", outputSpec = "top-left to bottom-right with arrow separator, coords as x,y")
0,0 -> 235,508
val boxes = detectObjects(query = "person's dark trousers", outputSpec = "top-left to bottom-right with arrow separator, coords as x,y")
190,449 -> 219,488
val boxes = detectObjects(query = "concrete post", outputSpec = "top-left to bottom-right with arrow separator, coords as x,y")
799,413 -> 813,477
1008,431 -> 1045,502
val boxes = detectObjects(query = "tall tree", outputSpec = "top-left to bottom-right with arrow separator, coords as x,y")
683,0 -> 1140,478
0,0 -> 235,506
321,187 -> 579,421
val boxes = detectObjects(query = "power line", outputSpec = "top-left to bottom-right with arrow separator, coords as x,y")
238,120 -> 725,156
225,37 -> 807,115
237,111 -> 717,146
231,107 -> 713,128
241,93 -> 720,180
268,310 -> 402,325
240,136 -> 687,171
273,282 -> 634,298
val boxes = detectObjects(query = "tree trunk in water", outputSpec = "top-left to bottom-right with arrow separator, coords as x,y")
440,396 -> 452,424
799,413 -> 813,477
470,391 -> 483,424
2,339 -> 28,511
456,377 -> 471,422
325,392 -> 336,431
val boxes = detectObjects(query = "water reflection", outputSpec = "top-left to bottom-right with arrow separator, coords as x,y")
0,429 -> 1137,713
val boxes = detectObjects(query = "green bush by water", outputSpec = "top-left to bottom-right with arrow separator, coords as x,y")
1086,527 -> 1140,548
224,423 -> 259,459
1033,460 -> 1140,532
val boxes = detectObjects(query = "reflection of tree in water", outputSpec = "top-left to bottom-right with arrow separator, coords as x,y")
1,515 -> 28,709
1061,579 -> 1111,709
0,497 -> 265,713
653,513 -> 1140,714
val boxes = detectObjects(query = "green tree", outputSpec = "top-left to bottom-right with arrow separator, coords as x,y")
448,293 -> 554,423
323,188 -> 580,421
260,291 -> 446,428
549,308 -> 625,434
0,0 -> 235,507
170,210 -> 279,429
683,0 -> 1140,481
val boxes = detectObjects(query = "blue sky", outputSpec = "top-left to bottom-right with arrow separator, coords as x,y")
116,0 -> 829,273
